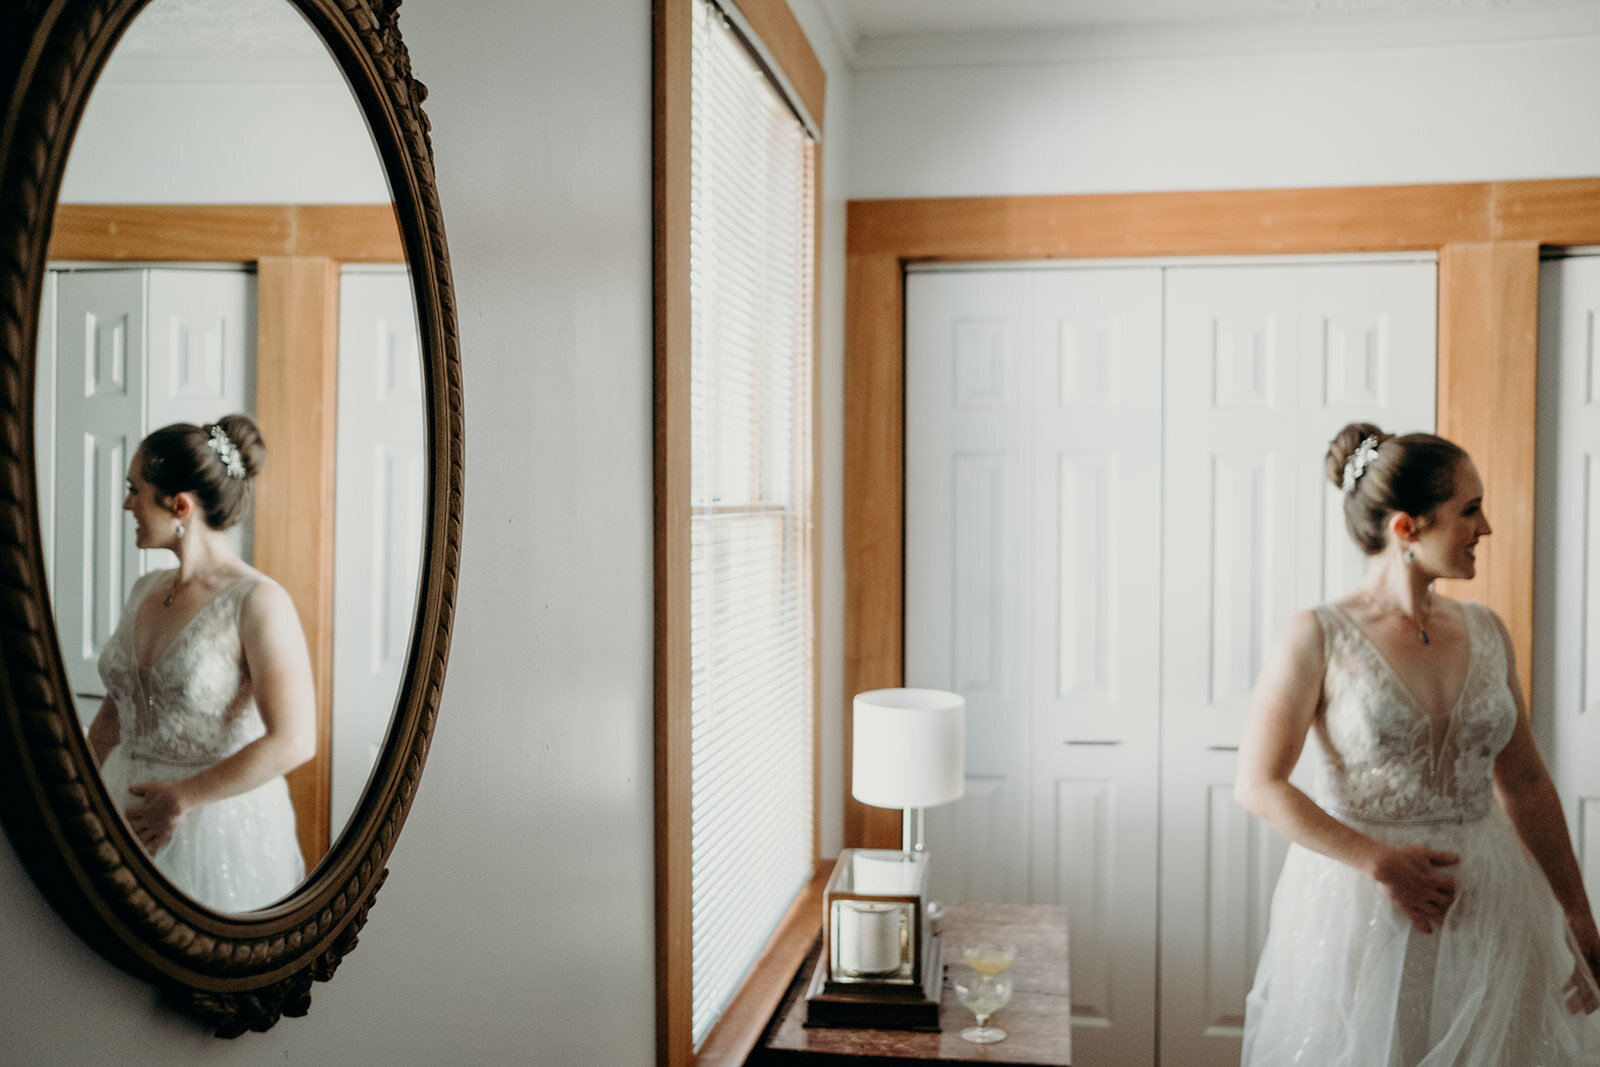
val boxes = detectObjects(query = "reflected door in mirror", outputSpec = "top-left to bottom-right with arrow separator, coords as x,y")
39,266 -> 255,725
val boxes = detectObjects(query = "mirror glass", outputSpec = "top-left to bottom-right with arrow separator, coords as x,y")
34,0 -> 425,914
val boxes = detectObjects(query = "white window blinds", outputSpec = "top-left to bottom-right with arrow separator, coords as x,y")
688,0 -> 816,1048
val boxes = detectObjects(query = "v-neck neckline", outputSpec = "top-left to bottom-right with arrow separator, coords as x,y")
133,572 -> 250,679
1328,600 -> 1476,727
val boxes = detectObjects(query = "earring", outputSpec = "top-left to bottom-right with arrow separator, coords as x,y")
175,520 -> 185,539
1405,547 -> 1415,563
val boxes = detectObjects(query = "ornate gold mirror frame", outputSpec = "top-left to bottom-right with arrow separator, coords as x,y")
0,0 -> 462,1036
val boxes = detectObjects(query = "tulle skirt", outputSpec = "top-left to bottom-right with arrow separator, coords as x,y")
1243,806 -> 1600,1066
101,746 -> 305,913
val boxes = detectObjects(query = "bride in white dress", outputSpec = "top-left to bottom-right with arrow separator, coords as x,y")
87,415 -> 315,913
1236,423 -> 1600,1065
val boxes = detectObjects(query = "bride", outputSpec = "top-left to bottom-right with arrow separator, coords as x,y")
1236,423 -> 1600,1065
87,415 -> 314,912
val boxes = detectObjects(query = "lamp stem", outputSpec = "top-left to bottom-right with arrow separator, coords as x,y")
903,807 -> 927,852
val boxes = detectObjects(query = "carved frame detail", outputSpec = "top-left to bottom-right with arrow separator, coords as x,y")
0,0 -> 462,1036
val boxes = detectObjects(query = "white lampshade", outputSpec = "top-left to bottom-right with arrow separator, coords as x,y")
851,688 -> 965,810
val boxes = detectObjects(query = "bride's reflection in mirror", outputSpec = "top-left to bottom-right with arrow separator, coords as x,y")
36,0 -> 426,912
90,416 -> 313,911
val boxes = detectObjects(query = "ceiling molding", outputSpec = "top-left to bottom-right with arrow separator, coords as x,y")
843,5 -> 1600,70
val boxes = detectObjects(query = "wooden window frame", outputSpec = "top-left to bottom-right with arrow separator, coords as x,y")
843,179 -> 1600,848
653,1 -> 825,1064
46,201 -> 404,867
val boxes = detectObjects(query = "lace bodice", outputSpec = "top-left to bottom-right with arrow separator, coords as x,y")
98,570 -> 264,767
1309,601 -> 1516,824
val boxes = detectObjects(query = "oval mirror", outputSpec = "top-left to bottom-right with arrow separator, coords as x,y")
0,0 -> 461,1036
44,0 -> 419,913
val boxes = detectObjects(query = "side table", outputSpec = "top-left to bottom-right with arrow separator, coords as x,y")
754,902 -> 1071,1066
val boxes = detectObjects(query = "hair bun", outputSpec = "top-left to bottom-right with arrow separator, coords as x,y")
1325,422 -> 1387,491
214,413 -> 266,479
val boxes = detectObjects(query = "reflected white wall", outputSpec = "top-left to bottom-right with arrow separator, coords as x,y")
60,31 -> 389,202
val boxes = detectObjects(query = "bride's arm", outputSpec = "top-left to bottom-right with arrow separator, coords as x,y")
124,581 -> 316,855
1234,608 -> 1461,934
1487,612 -> 1599,986
86,695 -> 118,766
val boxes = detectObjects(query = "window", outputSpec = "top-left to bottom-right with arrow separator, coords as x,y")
687,0 -> 815,1046
654,0 -> 824,1062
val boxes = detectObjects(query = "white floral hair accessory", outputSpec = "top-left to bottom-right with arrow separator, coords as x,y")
1341,435 -> 1381,494
207,423 -> 246,479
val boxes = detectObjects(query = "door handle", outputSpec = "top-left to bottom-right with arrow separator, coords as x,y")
1065,739 -> 1123,746
1207,744 -> 1240,752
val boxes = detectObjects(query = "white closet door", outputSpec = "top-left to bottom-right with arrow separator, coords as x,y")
49,266 -> 255,720
145,269 -> 256,565
906,269 -> 1033,907
331,267 -> 425,840
52,270 -> 147,704
1026,268 -> 1163,1067
1158,261 -> 1435,1067
1538,254 -> 1600,907
906,266 -> 1164,1066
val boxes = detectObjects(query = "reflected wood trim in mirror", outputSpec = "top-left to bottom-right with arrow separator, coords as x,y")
255,254 -> 342,867
0,0 -> 462,1037
49,203 -> 405,261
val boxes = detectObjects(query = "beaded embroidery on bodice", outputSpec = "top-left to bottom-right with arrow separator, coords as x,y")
98,571 -> 263,767
1310,601 -> 1516,824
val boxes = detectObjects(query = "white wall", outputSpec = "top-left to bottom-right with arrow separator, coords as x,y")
848,15 -> 1600,198
1,0 -> 855,1063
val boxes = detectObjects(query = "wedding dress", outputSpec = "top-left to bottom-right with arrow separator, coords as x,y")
97,570 -> 305,913
1242,601 -> 1600,1066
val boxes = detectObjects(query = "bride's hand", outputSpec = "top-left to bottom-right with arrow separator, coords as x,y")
126,780 -> 190,855
1370,845 -> 1459,934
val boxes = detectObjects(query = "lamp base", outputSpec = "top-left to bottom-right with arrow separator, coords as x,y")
803,933 -> 942,1031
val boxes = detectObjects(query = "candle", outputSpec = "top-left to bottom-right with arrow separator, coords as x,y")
837,901 -> 904,976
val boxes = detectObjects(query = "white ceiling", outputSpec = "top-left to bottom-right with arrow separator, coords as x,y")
117,0 -> 326,55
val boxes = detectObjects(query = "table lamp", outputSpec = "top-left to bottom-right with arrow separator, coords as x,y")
806,688 -> 965,1030
850,687 -> 965,853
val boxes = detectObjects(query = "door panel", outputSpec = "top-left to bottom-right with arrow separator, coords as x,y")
1027,269 -> 1162,1067
908,266 -> 1163,1066
52,270 -> 147,707
1537,254 -> 1600,911
145,268 -> 256,564
1159,262 -> 1435,1067
48,265 -> 257,725
332,267 -> 426,842
908,269 -> 1031,907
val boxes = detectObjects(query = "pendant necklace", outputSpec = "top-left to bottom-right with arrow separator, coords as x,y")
1364,589 -> 1432,645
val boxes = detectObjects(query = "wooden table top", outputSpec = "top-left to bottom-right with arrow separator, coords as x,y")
756,902 -> 1071,1066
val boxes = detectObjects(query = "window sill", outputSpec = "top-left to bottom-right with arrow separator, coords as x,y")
695,859 -> 834,1066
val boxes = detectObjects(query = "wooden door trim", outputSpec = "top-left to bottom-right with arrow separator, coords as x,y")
254,255 -> 341,867
845,178 -> 1600,849
48,203 -> 403,262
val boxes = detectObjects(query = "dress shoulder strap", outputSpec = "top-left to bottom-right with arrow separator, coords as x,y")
1459,599 -> 1511,680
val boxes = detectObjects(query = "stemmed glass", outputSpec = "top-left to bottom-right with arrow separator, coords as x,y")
953,941 -> 1016,1044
